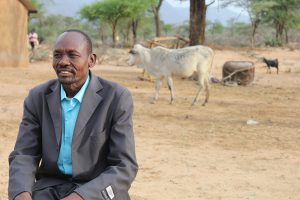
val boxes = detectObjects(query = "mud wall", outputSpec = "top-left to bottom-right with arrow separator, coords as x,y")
0,0 -> 29,67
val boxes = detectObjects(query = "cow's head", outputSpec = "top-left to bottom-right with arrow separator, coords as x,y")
127,45 -> 141,67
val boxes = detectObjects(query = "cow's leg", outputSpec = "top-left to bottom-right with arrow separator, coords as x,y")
202,77 -> 210,106
192,74 -> 205,106
142,69 -> 152,81
151,78 -> 163,104
166,76 -> 175,104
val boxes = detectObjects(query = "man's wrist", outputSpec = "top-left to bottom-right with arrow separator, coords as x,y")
14,192 -> 32,200
72,192 -> 84,200
61,192 -> 84,200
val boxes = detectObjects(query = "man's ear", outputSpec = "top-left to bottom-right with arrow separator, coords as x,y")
88,53 -> 97,68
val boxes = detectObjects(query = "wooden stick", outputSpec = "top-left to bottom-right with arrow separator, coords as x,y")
221,66 -> 255,84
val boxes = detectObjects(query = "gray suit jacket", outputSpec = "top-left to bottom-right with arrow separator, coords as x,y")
8,72 -> 138,200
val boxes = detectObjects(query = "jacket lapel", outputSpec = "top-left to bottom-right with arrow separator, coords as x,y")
73,73 -> 103,141
46,81 -> 62,146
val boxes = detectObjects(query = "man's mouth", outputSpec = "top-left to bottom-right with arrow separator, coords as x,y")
59,70 -> 72,75
57,68 -> 75,76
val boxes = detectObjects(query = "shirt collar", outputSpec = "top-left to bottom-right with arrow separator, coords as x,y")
60,75 -> 90,103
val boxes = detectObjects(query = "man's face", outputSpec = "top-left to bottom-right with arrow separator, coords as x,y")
52,32 -> 93,87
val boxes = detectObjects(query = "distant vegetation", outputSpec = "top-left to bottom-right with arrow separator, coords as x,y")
29,0 -> 300,49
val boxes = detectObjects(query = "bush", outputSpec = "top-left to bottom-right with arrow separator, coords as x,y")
264,39 -> 282,47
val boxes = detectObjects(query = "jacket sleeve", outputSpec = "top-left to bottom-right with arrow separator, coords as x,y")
8,91 -> 42,200
74,88 -> 138,200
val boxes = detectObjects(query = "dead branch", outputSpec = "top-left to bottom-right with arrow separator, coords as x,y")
221,66 -> 255,84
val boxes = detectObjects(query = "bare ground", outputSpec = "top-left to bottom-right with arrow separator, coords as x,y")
0,47 -> 300,200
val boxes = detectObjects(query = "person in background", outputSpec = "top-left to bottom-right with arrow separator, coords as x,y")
28,29 -> 39,50
9,29 -> 138,200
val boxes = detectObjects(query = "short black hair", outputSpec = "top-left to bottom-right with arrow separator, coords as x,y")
61,29 -> 93,53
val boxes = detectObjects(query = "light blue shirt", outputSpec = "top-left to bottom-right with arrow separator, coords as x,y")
58,76 -> 90,175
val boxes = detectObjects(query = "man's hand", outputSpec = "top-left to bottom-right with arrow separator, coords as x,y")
14,192 -> 32,200
61,192 -> 84,200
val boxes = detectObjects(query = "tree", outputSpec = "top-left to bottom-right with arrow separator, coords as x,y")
189,0 -> 215,45
150,0 -> 164,37
222,0 -> 261,47
254,0 -> 300,45
28,0 -> 53,42
125,0 -> 152,44
223,0 -> 300,46
80,0 -> 127,47
163,24 -> 173,36
29,14 -> 96,44
81,0 -> 151,47
227,19 -> 249,37
174,20 -> 189,38
206,20 -> 224,41
139,16 -> 156,40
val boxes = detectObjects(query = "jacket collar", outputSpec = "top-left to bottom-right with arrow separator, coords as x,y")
46,71 -> 103,146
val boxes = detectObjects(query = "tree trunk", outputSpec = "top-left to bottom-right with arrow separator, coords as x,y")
152,7 -> 161,37
284,27 -> 288,44
250,23 -> 255,48
132,19 -> 139,45
275,20 -> 284,46
126,22 -> 132,47
152,0 -> 163,37
250,19 -> 259,48
112,21 -> 117,48
99,27 -> 104,43
154,13 -> 161,37
189,0 -> 207,45
279,24 -> 284,45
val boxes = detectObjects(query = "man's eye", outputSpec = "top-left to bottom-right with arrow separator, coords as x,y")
53,54 -> 62,59
69,54 -> 79,58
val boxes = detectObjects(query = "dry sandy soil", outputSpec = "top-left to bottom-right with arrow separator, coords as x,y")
0,47 -> 300,200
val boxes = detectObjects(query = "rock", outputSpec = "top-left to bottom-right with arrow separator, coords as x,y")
247,119 -> 259,125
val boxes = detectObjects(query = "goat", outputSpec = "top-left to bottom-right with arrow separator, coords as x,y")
263,57 -> 279,74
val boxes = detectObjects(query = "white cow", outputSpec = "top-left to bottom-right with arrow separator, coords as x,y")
128,44 -> 214,106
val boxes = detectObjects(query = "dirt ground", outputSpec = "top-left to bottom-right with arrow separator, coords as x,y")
0,47 -> 300,200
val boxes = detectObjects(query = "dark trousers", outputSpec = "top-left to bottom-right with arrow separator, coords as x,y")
32,183 -> 78,200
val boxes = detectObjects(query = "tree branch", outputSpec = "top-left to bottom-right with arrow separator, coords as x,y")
221,66 -> 255,83
157,0 -> 163,10
207,0 -> 215,7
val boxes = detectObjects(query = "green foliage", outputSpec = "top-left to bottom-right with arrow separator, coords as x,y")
29,0 -> 100,45
27,0 -> 300,48
29,14 -> 98,45
30,0 -> 54,12
163,24 -> 173,36
264,38 -> 282,47
253,0 -> 300,44
80,0 -> 151,24
138,16 -> 156,40
30,0 -> 40,8
80,0 -> 126,23
227,18 -> 249,31
232,22 -> 249,32
124,0 -> 152,19
174,21 -> 189,37
207,20 -> 224,34
80,0 -> 152,46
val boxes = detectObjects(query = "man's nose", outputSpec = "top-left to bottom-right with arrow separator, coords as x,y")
58,55 -> 70,66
